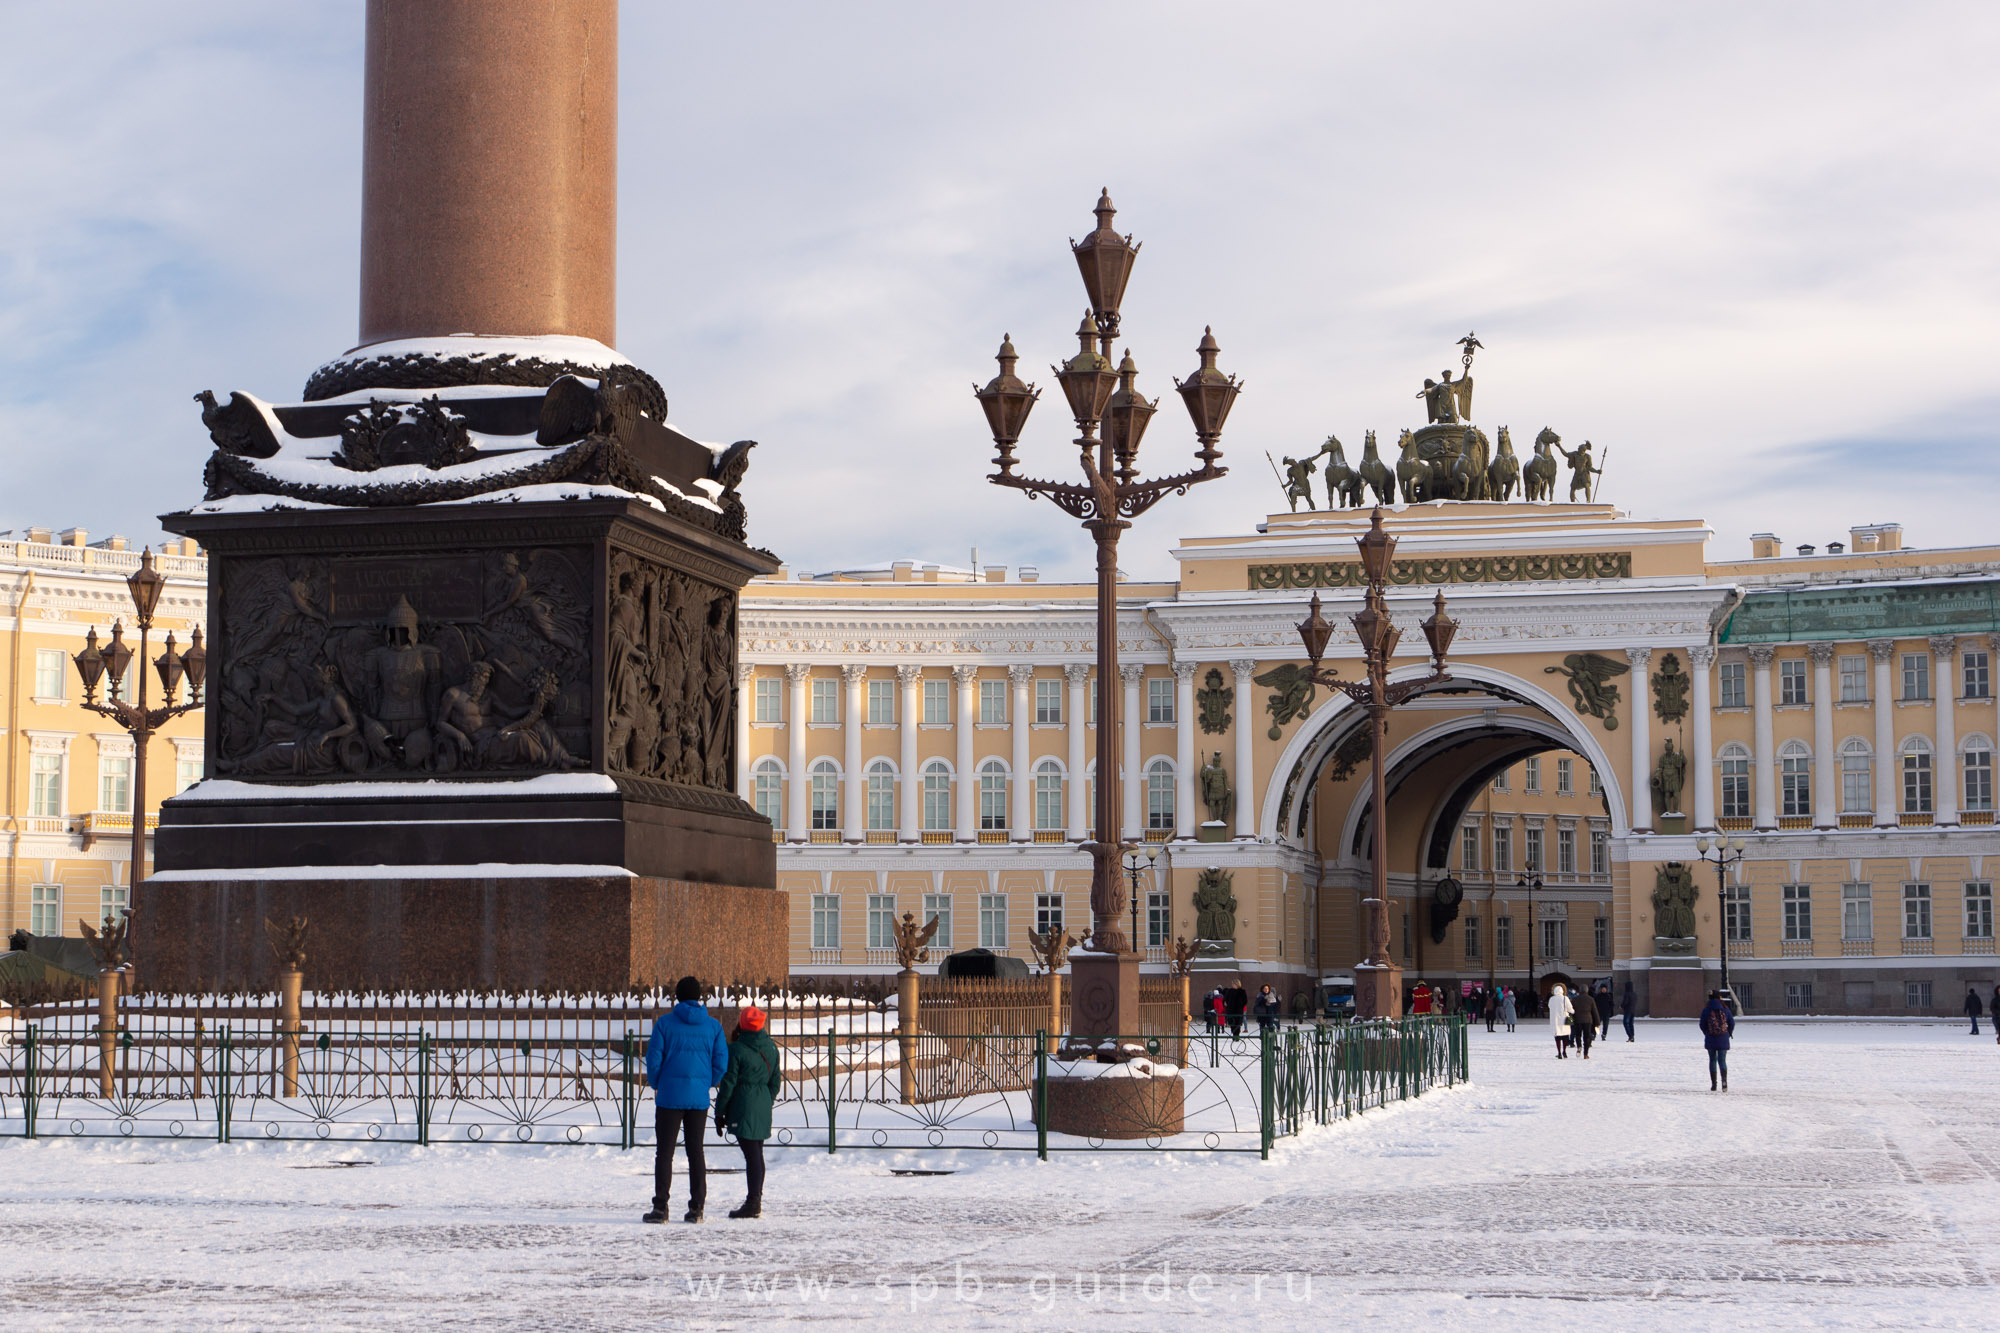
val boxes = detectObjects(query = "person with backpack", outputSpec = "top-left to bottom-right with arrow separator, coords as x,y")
1700,989 -> 1736,1091
1570,985 -> 1599,1060
1547,983 -> 1573,1059
642,975 -> 729,1224
714,1005 -> 784,1219
1966,987 -> 1985,1036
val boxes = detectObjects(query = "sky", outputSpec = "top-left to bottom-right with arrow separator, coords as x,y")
3,2 -> 1997,581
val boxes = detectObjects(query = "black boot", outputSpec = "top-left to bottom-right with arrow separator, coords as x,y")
729,1199 -> 762,1219
685,1205 -> 704,1223
642,1200 -> 669,1224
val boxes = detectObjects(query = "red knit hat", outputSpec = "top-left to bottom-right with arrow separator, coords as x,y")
738,1005 -> 767,1031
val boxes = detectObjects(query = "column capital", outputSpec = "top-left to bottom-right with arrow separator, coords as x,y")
1928,634 -> 1959,657
735,662 -> 754,685
784,663 -> 812,683
1867,638 -> 1897,662
1064,662 -> 1091,685
1119,663 -> 1145,684
895,664 -> 923,685
1688,643 -> 1716,669
952,664 -> 979,684
1171,657 -> 1199,681
1805,641 -> 1836,665
840,663 -> 868,684
1229,658 -> 1258,681
1625,646 -> 1653,670
1007,663 -> 1036,684
1746,644 -> 1777,667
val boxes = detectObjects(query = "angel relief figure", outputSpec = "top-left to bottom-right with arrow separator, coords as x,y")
484,550 -> 588,655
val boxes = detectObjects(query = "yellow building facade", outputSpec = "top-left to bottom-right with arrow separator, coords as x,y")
2,529 -> 207,940
741,504 -> 2000,1016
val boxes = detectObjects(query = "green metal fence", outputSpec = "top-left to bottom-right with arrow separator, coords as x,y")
0,996 -> 1466,1157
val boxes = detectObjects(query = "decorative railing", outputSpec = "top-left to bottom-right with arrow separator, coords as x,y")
1781,938 -> 1814,958
1901,937 -> 1934,955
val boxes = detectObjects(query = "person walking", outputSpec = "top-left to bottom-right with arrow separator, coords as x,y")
1992,984 -> 2000,1046
714,1004 -> 784,1219
1570,985 -> 1599,1060
1596,982 -> 1615,1041
1700,989 -> 1735,1090
1253,984 -> 1281,1035
1411,980 -> 1435,1015
1203,988 -> 1222,1036
1621,979 -> 1637,1043
1223,981 -> 1248,1039
1482,987 -> 1498,1034
642,975 -> 730,1224
1547,983 -> 1573,1059
1966,986 -> 1985,1036
1500,986 -> 1517,1033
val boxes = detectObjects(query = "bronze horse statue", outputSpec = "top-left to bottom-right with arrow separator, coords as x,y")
1449,424 -> 1490,501
1322,434 -> 1364,508
1395,429 -> 1430,503
1524,427 -> 1561,502
1357,430 -> 1395,505
1487,425 -> 1520,502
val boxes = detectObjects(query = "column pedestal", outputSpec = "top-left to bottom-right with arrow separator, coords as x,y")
1065,949 -> 1141,1047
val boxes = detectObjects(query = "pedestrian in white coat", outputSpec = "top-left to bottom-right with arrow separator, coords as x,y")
1547,983 -> 1574,1060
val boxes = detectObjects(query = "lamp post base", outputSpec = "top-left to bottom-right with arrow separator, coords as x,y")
1354,962 -> 1405,1020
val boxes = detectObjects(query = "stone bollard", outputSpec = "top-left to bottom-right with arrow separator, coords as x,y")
897,969 -> 919,1105
97,967 -> 119,1097
278,969 -> 303,1099
1050,971 -> 1064,1046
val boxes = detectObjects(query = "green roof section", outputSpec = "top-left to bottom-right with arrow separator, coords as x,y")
1720,577 -> 2000,644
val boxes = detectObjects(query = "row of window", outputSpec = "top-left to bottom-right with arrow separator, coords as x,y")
26,754 -> 203,818
1489,755 -> 1601,797
755,674 -> 1174,728
1460,823 -> 1610,876
1453,913 -> 1610,963
27,648 -> 136,701
807,890 -> 1174,952
26,882 -> 128,937
1714,737 -> 1995,818
1730,881 -> 1993,943
1716,648 -> 1991,708
1778,981 -> 1955,1010
754,756 -> 1177,832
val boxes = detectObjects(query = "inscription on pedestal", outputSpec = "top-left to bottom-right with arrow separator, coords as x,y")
329,556 -> 485,625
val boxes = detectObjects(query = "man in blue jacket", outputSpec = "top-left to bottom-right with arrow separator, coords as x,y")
643,975 -> 729,1223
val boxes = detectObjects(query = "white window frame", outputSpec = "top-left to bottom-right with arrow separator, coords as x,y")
33,649 -> 66,700
1035,678 -> 1063,725
810,677 -> 839,724
1146,677 -> 1174,724
1034,892 -> 1064,939
809,758 -> 840,830
1146,890 -> 1170,948
754,676 -> 782,724
1780,740 -> 1812,817
1463,914 -> 1481,963
1524,825 -> 1543,873
1495,914 -> 1513,960
752,758 -> 784,826
1840,739 -> 1872,813
810,894 -> 841,950
978,893 -> 1007,950
1719,660 -> 1747,708
1901,738 -> 1933,815
1145,757 -> 1175,831
1838,655 -> 1868,702
866,678 -> 895,725
867,894 -> 897,950
1460,823 -> 1479,873
1906,980 -> 1933,1010
865,759 -> 896,831
1779,658 -> 1808,705
1718,743 -> 1751,819
1523,757 -> 1541,794
1589,829 -> 1608,877
98,754 -> 132,814
1963,737 -> 1993,812
30,882 -> 61,937
1901,653 -> 1930,701
1841,882 -> 1872,942
922,893 -> 953,951
1557,827 -> 1576,875
1964,649 -> 1991,700
1785,981 -> 1813,1010
922,679 -> 950,725
921,761 -> 954,831
1965,882 -> 1994,941
30,752 -> 64,818
1782,884 -> 1812,941
1492,824 -> 1512,874
1033,759 -> 1065,831
979,679 -> 1007,725
1902,882 -> 1932,940
1556,757 -> 1573,795
1724,882 -> 1751,942
978,759 -> 1009,830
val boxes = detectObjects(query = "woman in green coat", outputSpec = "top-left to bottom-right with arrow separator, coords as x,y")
714,1005 -> 784,1218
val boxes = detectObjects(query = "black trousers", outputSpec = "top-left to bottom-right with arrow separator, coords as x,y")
654,1106 -> 708,1210
739,1138 -> 766,1203
1227,1014 -> 1244,1037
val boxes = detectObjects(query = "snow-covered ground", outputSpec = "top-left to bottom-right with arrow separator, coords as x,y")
5,1020 -> 1996,1330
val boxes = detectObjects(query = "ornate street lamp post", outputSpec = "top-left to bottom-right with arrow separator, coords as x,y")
975,191 -> 1238,1041
1517,872 -> 1543,1008
1292,509 -> 1458,1019
1124,842 -> 1162,957
1695,835 -> 1747,1004
70,549 -> 206,910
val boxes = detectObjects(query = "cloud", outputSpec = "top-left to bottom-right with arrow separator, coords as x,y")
4,2 -> 1997,573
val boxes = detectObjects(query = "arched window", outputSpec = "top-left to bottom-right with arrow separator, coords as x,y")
1964,735 -> 1994,813
1901,736 -> 1933,814
1840,738 -> 1872,813
1034,758 -> 1066,831
751,757 -> 784,828
1779,739 -> 1812,818
809,758 -> 840,830
921,760 -> 953,831
1717,743 -> 1751,820
1146,757 -> 1176,831
978,758 -> 1009,831
865,758 -> 897,831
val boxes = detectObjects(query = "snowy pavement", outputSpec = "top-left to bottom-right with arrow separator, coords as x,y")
5,1020 -> 1997,1330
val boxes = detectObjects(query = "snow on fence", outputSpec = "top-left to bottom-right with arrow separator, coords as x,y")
0,983 -> 1467,1157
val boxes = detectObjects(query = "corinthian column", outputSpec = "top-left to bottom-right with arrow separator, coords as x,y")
1869,640 -> 1896,825
1120,664 -> 1144,841
1808,643 -> 1835,828
842,664 -> 866,841
1173,659 -> 1198,840
1065,664 -> 1090,839
1009,665 -> 1034,841
1689,645 -> 1716,831
1626,648 -> 1653,832
1231,659 -> 1258,839
784,663 -> 810,840
1748,645 -> 1777,830
734,663 -> 753,804
896,665 -> 920,841
1933,635 -> 1959,825
954,665 -> 978,842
